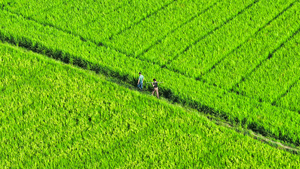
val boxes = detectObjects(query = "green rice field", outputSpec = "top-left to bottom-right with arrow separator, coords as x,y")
0,0 -> 300,167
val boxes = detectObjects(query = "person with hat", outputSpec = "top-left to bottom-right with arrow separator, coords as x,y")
137,72 -> 144,90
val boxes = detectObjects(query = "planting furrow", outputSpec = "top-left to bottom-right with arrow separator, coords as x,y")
1,0 -> 64,17
135,0 -> 220,59
140,0 -> 257,66
66,0 -> 176,42
231,29 -> 300,103
273,76 -> 300,104
80,5 -> 124,28
4,0 -> 175,43
1,9 -> 300,146
203,2 -> 300,90
108,0 -> 177,39
103,0 -> 220,56
28,2 -> 64,18
31,0 -> 130,33
203,2 -> 298,76
168,0 -> 297,79
276,78 -> 300,112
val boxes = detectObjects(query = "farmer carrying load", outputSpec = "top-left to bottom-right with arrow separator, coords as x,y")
137,72 -> 144,90
151,79 -> 159,99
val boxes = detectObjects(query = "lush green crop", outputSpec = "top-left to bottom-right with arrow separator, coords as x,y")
204,1 -> 300,90
140,0 -> 257,65
169,0 -> 297,79
1,42 -> 300,168
104,0 -> 220,56
233,32 -> 300,103
1,0 -> 64,16
274,33 -> 300,112
37,0 -> 175,41
2,0 -> 129,25
277,80 -> 300,112
1,0 -> 300,166
1,7 -> 300,146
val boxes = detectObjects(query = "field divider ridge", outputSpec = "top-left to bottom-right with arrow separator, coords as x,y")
80,5 -> 124,28
272,76 -> 300,106
135,0 -> 221,58
231,27 -> 300,92
164,0 -> 259,66
27,3 -> 65,18
102,0 -> 222,56
108,0 -> 177,40
201,1 -> 298,77
167,0 -> 298,82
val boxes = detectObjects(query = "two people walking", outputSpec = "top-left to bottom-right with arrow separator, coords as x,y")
137,72 -> 159,99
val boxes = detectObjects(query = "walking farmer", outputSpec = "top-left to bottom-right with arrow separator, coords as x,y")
152,79 -> 159,99
137,72 -> 144,90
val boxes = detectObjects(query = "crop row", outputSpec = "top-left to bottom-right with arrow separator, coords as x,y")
1,0 -> 126,19
139,0 -> 257,65
204,1 -> 300,92
274,32 -> 300,112
0,0 -> 64,16
38,0 -> 175,42
277,79 -> 300,112
168,0 -> 297,79
2,0 -> 175,43
231,31 -> 300,103
103,0 -> 220,56
1,9 -> 300,145
1,42 -> 300,168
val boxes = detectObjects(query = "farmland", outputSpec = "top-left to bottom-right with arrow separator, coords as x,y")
1,0 -> 300,167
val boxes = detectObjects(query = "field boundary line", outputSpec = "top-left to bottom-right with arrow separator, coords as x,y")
79,0 -> 132,27
200,0 -> 298,78
108,0 -> 177,40
135,0 -> 220,58
271,76 -> 300,107
80,5 -> 124,28
231,27 -> 300,92
165,0 -> 259,66
28,3 -> 63,18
